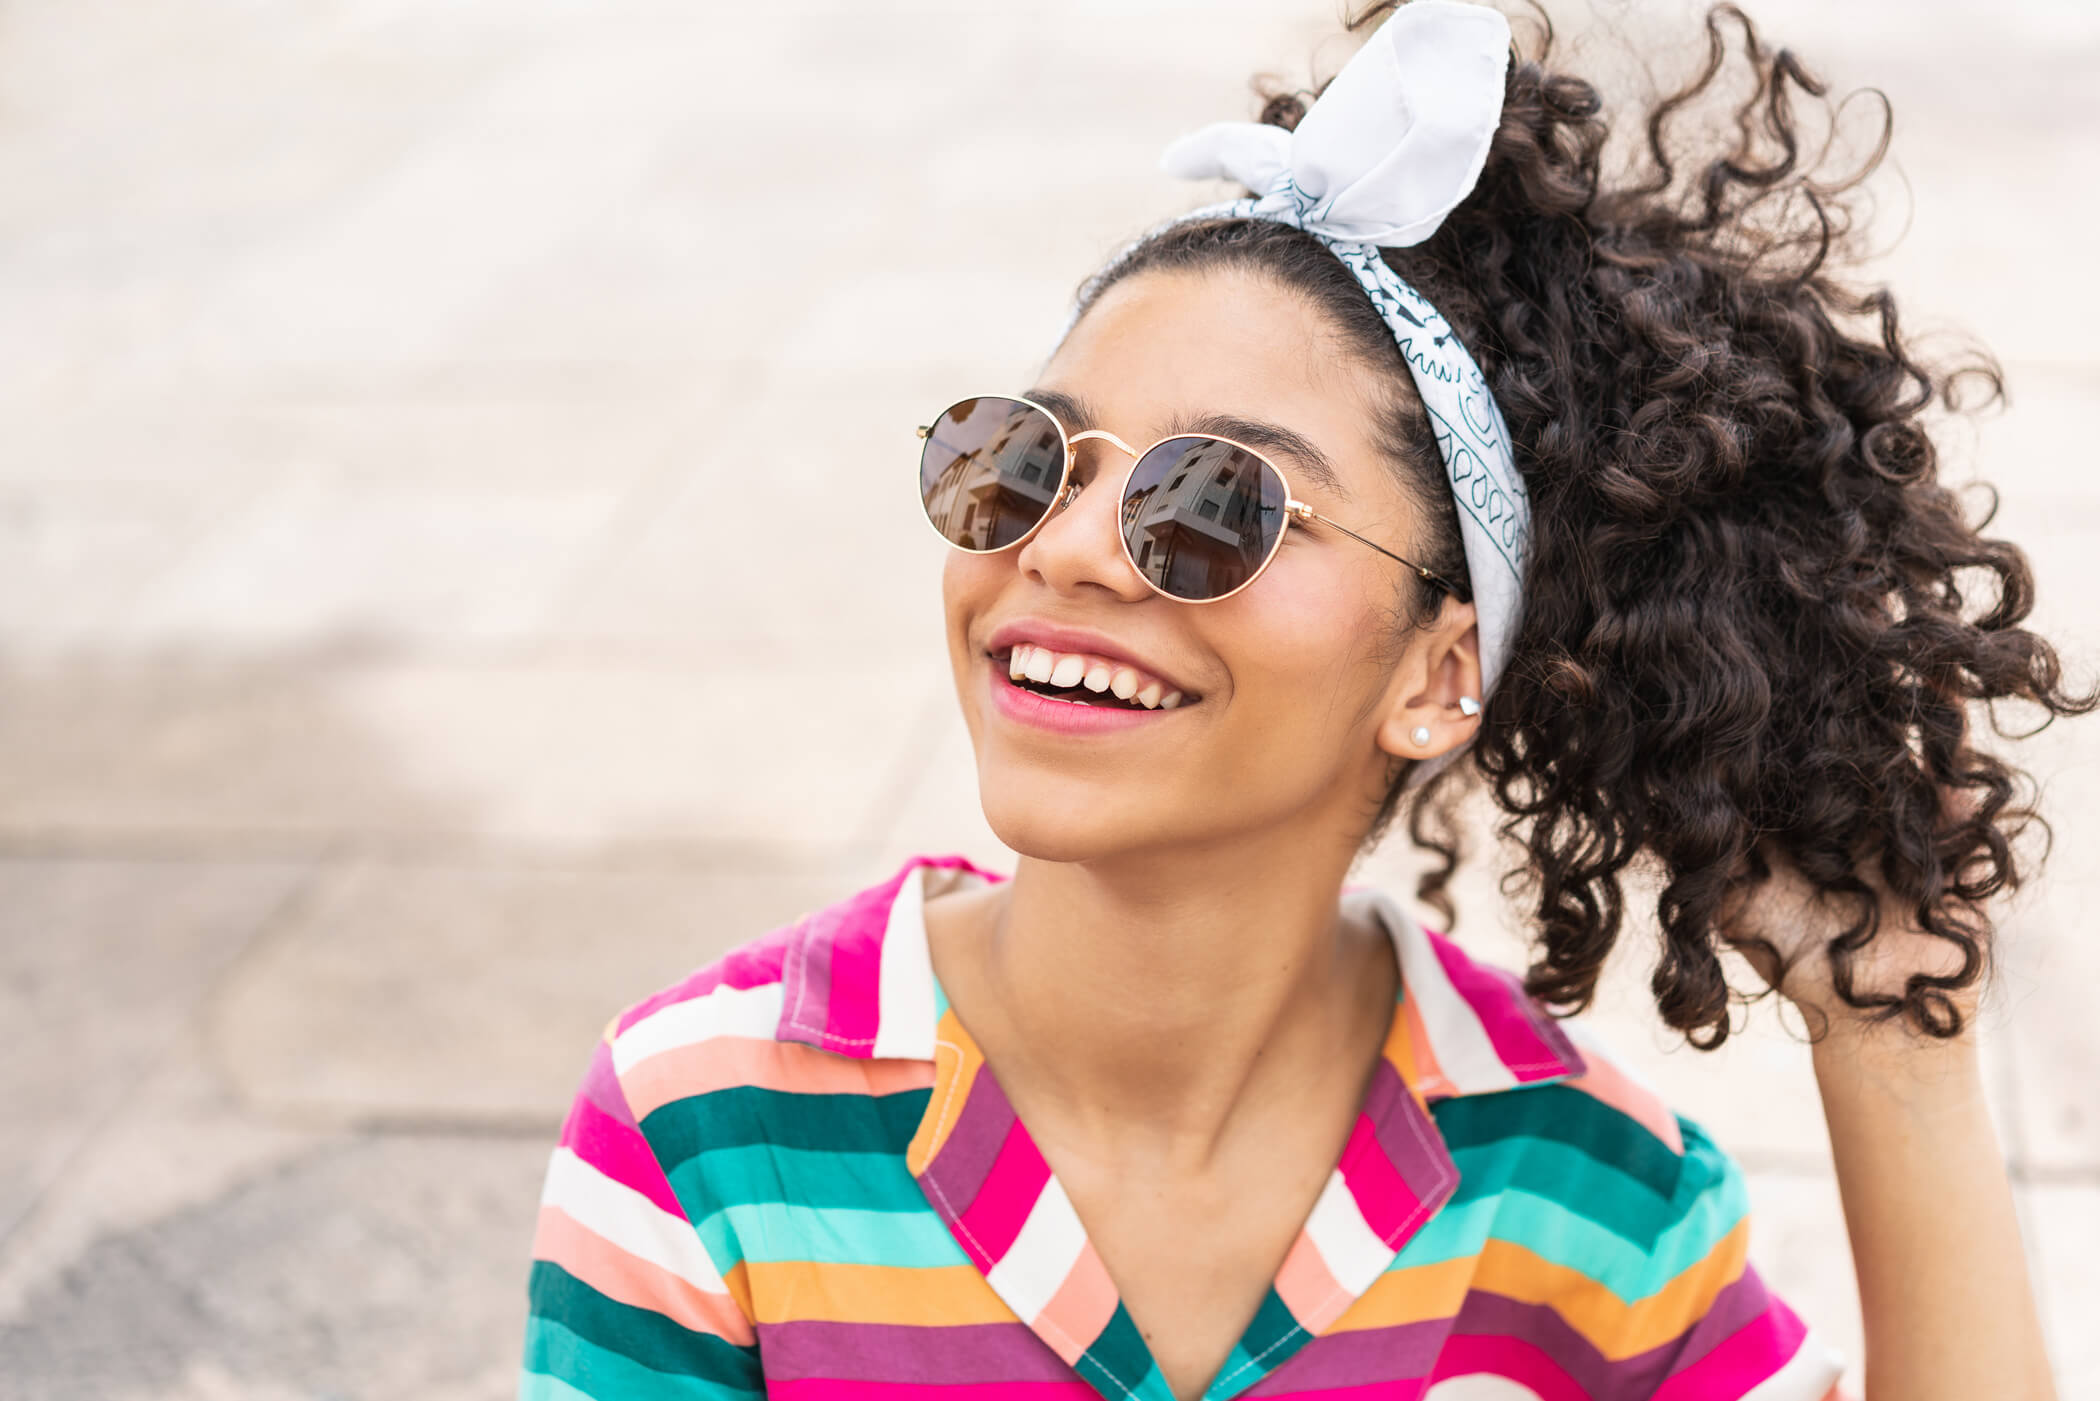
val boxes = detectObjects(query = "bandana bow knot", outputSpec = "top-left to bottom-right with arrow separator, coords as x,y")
1158,0 -> 1512,249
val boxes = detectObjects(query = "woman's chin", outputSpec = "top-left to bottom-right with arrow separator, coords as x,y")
976,779 -> 1178,867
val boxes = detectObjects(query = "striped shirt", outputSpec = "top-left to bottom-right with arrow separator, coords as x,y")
520,854 -> 1847,1400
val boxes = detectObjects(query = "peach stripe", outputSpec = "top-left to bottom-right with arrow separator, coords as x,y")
1031,1242 -> 1121,1365
1331,1224 -> 1751,1356
622,1036 -> 936,1118
533,1206 -> 755,1345
1399,995 -> 1457,1100
1273,1230 -> 1351,1333
906,1011 -> 986,1174
1566,1056 -> 1684,1155
743,1260 -> 1009,1325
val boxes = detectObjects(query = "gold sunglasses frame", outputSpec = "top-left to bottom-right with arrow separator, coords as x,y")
916,393 -> 1464,604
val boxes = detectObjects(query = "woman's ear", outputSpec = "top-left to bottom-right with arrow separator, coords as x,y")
1373,599 -> 1483,762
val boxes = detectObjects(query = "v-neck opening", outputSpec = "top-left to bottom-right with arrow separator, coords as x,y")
901,869 -> 1467,1401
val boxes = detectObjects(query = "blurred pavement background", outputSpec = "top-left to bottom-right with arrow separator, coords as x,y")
2,0 -> 2096,1396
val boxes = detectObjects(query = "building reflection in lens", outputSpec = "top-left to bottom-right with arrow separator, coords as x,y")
1121,438 -> 1277,597
921,399 -> 1064,551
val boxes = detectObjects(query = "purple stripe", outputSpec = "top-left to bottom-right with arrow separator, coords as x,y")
1360,1060 -> 1460,1206
1255,1266 -> 1771,1398
759,1320 -> 1076,1383
578,1039 -> 636,1127
1246,1318 -> 1449,1392
778,907 -> 841,1053
916,1054 -> 1019,1218
1654,1261 -> 1774,1376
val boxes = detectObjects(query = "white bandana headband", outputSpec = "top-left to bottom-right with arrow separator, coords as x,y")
1062,0 -> 1528,786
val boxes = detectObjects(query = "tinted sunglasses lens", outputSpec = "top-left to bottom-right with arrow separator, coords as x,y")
1118,437 -> 1286,600
919,397 -> 1066,552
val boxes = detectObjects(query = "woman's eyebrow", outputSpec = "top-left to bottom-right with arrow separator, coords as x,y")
1021,388 -> 1349,500
1167,412 -> 1349,500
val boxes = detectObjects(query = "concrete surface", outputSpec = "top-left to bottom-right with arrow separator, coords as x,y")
2,0 -> 2096,1395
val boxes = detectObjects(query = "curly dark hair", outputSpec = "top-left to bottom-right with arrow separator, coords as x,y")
1070,1 -> 2095,1047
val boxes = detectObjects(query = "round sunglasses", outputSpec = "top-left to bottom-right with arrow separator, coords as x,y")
915,394 -> 1464,604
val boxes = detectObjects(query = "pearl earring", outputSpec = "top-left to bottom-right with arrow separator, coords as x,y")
1411,726 -> 1432,747
1458,696 -> 1480,717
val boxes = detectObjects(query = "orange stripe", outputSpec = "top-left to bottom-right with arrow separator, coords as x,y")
622,1035 -> 935,1118
1397,994 -> 1457,1101
532,1206 -> 755,1345
743,1259 -> 1009,1325
1332,1223 -> 1752,1356
907,1009 -> 985,1174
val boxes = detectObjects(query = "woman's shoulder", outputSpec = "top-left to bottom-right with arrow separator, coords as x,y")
1395,908 -> 1750,1220
589,855 -> 989,1116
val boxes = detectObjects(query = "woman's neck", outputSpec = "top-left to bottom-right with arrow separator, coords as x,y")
927,835 -> 1398,1168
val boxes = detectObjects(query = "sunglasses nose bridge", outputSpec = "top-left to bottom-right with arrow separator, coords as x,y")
1065,427 -> 1142,461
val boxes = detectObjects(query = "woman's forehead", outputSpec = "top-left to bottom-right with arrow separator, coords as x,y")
1041,268 -> 1399,500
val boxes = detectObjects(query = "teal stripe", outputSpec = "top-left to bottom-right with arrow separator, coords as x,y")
643,1086 -> 930,1167
670,1142 -> 926,1213
1435,1085 -> 1683,1197
526,1262 -> 757,1379
522,1319 -> 759,1401
1391,1168 -> 1749,1303
1450,1134 -> 1674,1239
518,1370 -> 596,1401
1204,1289 -> 1304,1399
1081,1303 -> 1172,1401
692,1200 -> 971,1270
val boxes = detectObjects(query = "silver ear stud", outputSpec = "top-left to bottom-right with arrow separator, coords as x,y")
1411,726 -> 1432,747
1458,696 -> 1481,716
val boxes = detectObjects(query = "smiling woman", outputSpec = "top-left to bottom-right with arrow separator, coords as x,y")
516,3 -> 2082,1399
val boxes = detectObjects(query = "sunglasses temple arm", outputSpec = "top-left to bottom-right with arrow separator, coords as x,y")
1300,508 -> 1460,596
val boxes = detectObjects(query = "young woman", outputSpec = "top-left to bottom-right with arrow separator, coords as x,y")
517,3 -> 2082,1397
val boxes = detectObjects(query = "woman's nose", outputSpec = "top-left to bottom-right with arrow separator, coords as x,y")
1014,451 -> 1153,602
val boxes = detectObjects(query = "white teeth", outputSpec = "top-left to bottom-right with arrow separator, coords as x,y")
1002,641 -> 1193,710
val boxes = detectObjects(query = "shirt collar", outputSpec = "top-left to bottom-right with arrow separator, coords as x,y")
776,853 -> 1585,1095
775,855 -> 1586,1396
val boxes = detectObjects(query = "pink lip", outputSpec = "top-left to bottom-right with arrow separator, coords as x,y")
984,617 -> 1195,698
985,664 -> 1179,735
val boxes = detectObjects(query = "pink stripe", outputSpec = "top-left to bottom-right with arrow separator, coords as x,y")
769,1382 -> 1097,1401
1429,1334 -> 1590,1401
817,873 -> 901,1052
1334,1114 -> 1424,1244
1242,1384 -> 1425,1401
952,1119 -> 1055,1269
1426,932 -> 1578,1080
1651,1296 -> 1812,1400
614,924 -> 794,1035
558,1089 -> 684,1218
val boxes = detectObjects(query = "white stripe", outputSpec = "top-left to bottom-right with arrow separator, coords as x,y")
872,866 -> 939,1060
1741,1329 -> 1846,1401
1302,1168 -> 1393,1294
1424,1378 -> 1544,1400
1349,887 -> 1517,1094
539,1146 -> 728,1294
611,982 -> 785,1076
984,1174 -> 1090,1323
